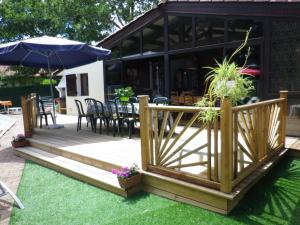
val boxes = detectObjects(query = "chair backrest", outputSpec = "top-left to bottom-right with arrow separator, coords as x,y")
75,99 -> 84,115
94,100 -> 105,116
38,100 -> 46,114
129,97 -> 138,103
106,100 -> 120,119
153,97 -> 169,105
84,98 -> 95,109
119,101 -> 135,120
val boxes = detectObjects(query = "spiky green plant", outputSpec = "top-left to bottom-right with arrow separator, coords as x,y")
198,28 -> 254,124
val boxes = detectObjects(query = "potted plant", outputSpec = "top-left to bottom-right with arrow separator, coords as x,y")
11,134 -> 28,148
197,29 -> 254,124
114,86 -> 134,102
112,164 -> 141,189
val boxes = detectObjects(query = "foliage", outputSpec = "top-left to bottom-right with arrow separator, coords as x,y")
112,164 -> 139,179
197,29 -> 254,124
0,74 -> 56,87
114,86 -> 134,98
107,0 -> 159,30
195,96 -> 219,124
0,0 -> 159,44
0,0 -> 112,44
12,134 -> 26,142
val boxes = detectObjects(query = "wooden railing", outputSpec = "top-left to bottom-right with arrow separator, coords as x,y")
21,93 -> 37,138
139,91 -> 288,193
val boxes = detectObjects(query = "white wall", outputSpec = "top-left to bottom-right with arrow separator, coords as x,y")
64,61 -> 104,116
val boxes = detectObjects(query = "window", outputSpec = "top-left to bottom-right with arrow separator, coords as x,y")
270,21 -> 300,94
66,74 -> 77,96
196,17 -> 224,46
80,73 -> 89,96
168,15 -> 192,50
143,18 -> 164,53
228,19 -> 263,41
122,32 -> 141,57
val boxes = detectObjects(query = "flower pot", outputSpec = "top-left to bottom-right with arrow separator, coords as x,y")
11,139 -> 28,148
119,96 -> 130,102
117,173 -> 141,189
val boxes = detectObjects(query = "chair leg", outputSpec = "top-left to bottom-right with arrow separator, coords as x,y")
40,115 -> 42,128
113,120 -> 116,137
50,113 -> 54,124
106,119 -> 110,135
45,114 -> 48,126
128,122 -> 132,139
99,119 -> 103,134
77,116 -> 80,131
79,117 -> 82,129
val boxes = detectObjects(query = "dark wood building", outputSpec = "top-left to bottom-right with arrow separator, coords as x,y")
99,0 -> 300,129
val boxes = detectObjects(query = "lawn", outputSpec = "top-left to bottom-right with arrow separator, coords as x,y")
10,157 -> 300,225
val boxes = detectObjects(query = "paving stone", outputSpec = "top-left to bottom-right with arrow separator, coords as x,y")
0,115 -> 25,225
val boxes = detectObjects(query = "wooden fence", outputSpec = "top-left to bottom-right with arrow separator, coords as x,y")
139,91 -> 288,193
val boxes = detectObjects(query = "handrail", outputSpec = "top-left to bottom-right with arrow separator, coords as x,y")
232,98 -> 284,111
148,105 -> 220,112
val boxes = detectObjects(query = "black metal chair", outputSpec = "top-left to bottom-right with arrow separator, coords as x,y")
74,99 -> 94,132
106,100 -> 123,136
152,97 -> 172,131
84,98 -> 96,128
93,100 -> 107,134
37,100 -> 54,128
129,96 -> 138,103
153,97 -> 169,105
119,101 -> 137,139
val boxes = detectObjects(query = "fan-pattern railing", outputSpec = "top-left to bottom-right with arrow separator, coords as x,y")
231,96 -> 287,189
138,91 -> 288,193
148,106 -> 221,189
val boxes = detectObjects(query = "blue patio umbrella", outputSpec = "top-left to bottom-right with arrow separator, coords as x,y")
0,36 -> 111,127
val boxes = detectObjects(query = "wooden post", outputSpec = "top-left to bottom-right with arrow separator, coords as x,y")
138,95 -> 150,171
279,91 -> 288,146
220,97 -> 233,193
21,96 -> 32,138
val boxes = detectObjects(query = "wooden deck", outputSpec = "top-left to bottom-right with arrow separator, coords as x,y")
12,114 -> 299,214
30,117 -> 142,170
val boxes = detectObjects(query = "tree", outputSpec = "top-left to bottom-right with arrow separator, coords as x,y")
108,0 -> 160,30
0,0 -> 112,43
0,0 -> 160,43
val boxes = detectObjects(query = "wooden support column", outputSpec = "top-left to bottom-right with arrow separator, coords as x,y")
138,95 -> 150,171
220,97 -> 233,193
279,91 -> 288,146
21,96 -> 32,138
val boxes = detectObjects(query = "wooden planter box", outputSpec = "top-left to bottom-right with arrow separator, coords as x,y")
118,173 -> 141,189
11,139 -> 28,148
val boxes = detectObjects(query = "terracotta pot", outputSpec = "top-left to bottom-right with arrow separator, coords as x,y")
118,173 -> 141,189
11,139 -> 28,148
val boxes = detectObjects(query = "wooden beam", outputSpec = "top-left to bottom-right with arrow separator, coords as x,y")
21,96 -> 32,138
279,91 -> 288,146
220,97 -> 233,193
138,95 -> 151,171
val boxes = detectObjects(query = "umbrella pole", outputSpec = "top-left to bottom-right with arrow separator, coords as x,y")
47,58 -> 57,125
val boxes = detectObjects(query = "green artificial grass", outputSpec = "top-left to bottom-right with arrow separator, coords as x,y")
10,157 -> 300,225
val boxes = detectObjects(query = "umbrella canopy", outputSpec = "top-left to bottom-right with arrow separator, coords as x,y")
0,36 -> 111,128
0,36 -> 111,69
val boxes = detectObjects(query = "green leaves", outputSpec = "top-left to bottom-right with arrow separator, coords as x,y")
197,29 -> 254,124
0,0 -> 159,44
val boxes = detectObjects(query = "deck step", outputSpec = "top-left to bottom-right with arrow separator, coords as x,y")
27,138 -> 123,172
14,146 -> 139,197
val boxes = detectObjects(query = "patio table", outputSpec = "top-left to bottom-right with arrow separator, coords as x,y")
87,102 -> 174,132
